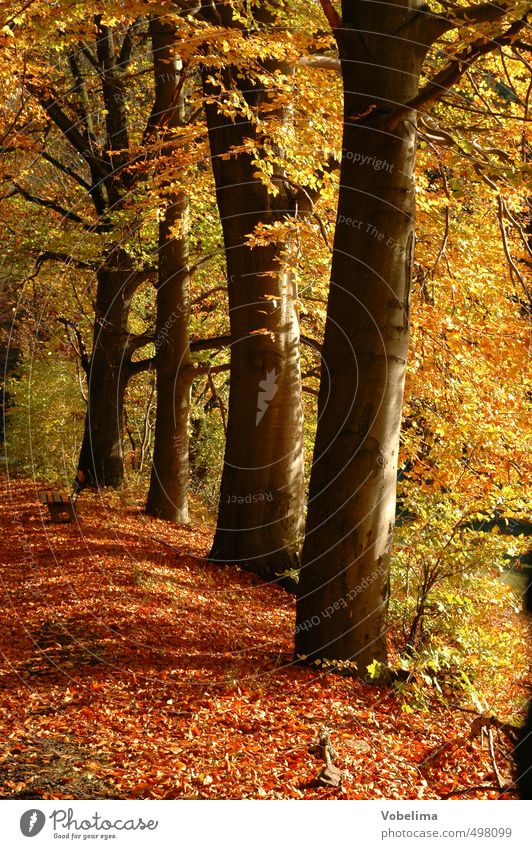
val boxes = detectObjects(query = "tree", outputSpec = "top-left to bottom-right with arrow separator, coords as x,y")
295,0 -> 530,671
200,2 -> 306,579
144,15 -> 194,522
4,12 -> 155,487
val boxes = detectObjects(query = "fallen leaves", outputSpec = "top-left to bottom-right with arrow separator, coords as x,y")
0,476 -> 527,800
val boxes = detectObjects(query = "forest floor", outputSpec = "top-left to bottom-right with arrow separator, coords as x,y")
0,474 -> 529,800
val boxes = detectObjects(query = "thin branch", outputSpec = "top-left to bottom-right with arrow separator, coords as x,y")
502,203 -> 532,264
190,285 -> 227,306
190,334 -> 232,352
56,317 -> 90,374
440,96 -> 532,120
118,19 -> 141,68
441,784 -> 513,799
488,727 -> 505,790
25,79 -> 109,181
196,362 -> 230,376
39,150 -> 92,191
497,195 -> 532,305
301,334 -> 322,354
80,43 -> 100,71
0,59 -> 28,148
2,0 -> 40,29
466,69 -> 505,127
9,181 -> 100,231
313,211 -> 333,253
35,251 -> 97,271
206,369 -> 227,436
188,247 -> 225,276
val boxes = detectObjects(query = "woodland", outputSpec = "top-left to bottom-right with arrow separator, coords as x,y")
0,0 -> 531,801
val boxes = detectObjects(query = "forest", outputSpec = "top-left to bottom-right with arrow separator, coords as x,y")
0,0 -> 531,802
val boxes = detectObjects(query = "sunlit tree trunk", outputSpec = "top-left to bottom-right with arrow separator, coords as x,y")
145,17 -> 193,522
203,71 -> 305,581
295,0 -> 433,671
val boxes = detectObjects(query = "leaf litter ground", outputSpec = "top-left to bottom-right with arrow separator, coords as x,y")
0,476 -> 529,800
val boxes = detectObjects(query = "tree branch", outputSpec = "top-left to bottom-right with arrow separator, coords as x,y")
79,43 -> 100,71
188,247 -> 224,276
56,317 -> 90,374
299,54 -> 341,71
126,331 -> 156,354
434,2 -> 520,37
118,19 -> 141,68
3,0 -> 40,29
25,79 -> 109,181
497,195 -> 532,306
9,181 -> 100,231
190,334 -> 232,352
190,285 -> 227,306
206,369 -> 227,436
301,334 -> 322,354
68,51 -> 98,147
95,16 -> 130,160
196,362 -> 230,376
35,251 -> 97,271
386,18 -> 527,131
128,357 -> 154,376
319,0 -> 342,31
512,40 -> 532,52
129,335 -> 322,373
39,150 -> 92,191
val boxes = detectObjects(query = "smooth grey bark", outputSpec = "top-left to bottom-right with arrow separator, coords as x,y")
295,0 -> 435,671
145,17 -> 193,522
203,46 -> 305,581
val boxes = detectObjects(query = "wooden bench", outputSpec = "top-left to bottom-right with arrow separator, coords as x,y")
38,490 -> 76,523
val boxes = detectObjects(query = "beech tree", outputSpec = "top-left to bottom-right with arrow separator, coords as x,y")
144,15 -> 194,522
295,0 -> 530,671
200,2 -> 306,579
6,14 -> 155,488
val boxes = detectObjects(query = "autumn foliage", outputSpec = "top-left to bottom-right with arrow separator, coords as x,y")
0,0 -> 531,802
0,478 -> 529,799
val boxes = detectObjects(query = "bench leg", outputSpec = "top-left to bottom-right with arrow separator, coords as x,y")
48,505 -> 76,523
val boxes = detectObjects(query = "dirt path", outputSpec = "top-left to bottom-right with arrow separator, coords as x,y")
0,475 -> 526,799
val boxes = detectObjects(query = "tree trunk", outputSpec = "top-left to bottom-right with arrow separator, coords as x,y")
210,242 -> 304,579
145,192 -> 193,521
295,1 -> 432,671
145,17 -> 193,523
77,254 -> 139,488
203,68 -> 305,581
